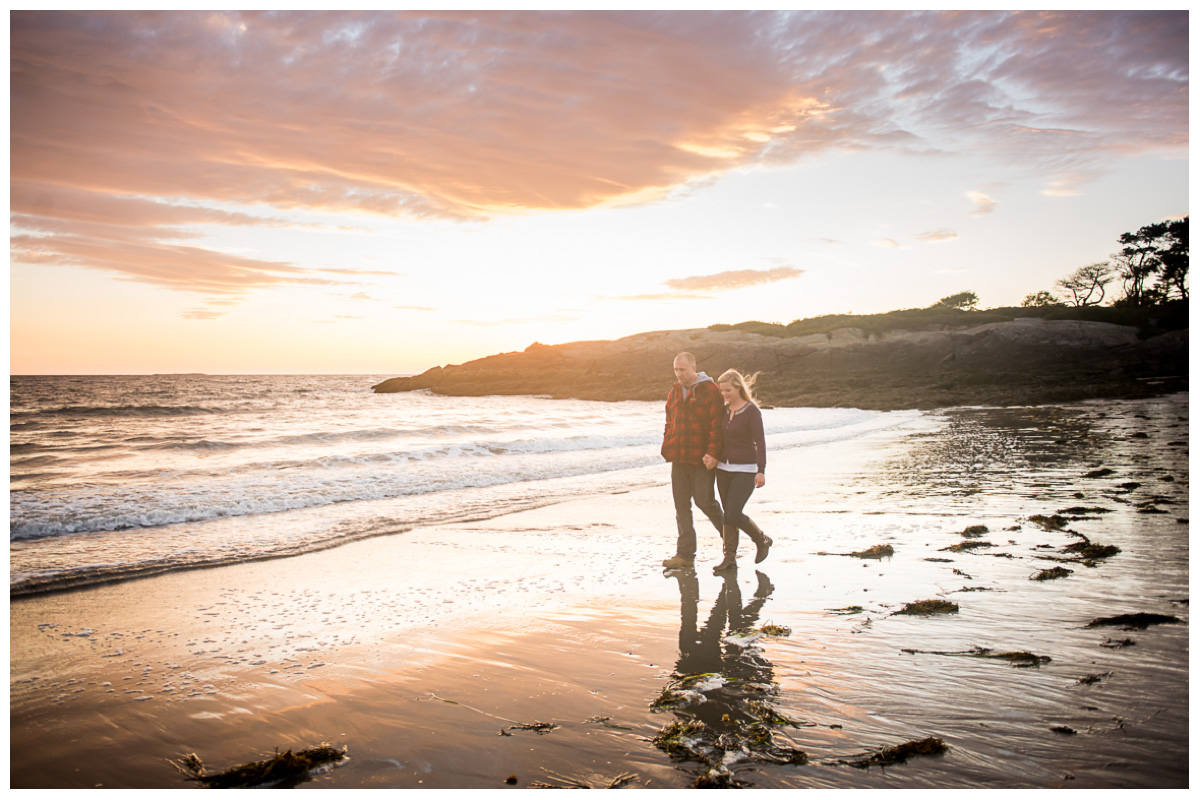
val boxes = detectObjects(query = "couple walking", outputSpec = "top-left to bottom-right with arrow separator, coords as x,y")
661,352 -> 771,574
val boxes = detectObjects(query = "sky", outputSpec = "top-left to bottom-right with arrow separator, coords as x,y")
8,9 -> 1189,375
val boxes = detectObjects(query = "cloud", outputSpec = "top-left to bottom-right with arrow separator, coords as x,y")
966,191 -> 997,216
872,238 -> 907,249
395,305 -> 436,312
9,10 -> 1185,294
182,308 -> 227,320
616,292 -> 712,302
10,181 -> 352,299
912,228 -> 958,243
665,266 -> 803,292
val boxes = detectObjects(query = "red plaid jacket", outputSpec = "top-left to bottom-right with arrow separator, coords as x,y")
661,377 -> 724,465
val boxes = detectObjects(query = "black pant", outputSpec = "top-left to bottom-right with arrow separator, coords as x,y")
670,462 -> 724,559
716,469 -> 757,533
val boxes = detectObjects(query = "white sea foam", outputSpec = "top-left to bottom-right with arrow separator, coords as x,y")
9,375 -> 924,592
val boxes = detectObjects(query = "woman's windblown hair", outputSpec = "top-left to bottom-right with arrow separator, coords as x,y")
717,369 -> 759,405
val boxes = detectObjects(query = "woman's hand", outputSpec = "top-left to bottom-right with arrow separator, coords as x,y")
755,473 -> 766,488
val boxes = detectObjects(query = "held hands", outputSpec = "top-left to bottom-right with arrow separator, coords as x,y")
755,473 -> 766,488
702,453 -> 717,470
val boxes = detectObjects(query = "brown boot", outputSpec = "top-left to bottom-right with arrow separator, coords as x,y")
743,520 -> 772,564
712,526 -> 739,573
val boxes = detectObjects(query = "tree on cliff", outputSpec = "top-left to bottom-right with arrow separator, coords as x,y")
1055,262 -> 1113,307
933,291 -> 979,310
1021,290 -> 1062,308
1112,218 -> 1189,306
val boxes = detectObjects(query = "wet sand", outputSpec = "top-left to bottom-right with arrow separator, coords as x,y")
10,395 -> 1189,789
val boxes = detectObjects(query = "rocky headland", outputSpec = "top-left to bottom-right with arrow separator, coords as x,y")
373,318 -> 1188,410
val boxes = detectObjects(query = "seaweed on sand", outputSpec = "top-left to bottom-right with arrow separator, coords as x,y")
960,525 -> 989,538
1062,536 -> 1120,564
1028,515 -> 1069,531
1075,673 -> 1112,686
1032,566 -> 1073,581
530,770 -> 639,789
584,716 -> 633,730
939,540 -> 994,552
506,722 -> 559,735
755,624 -> 792,637
894,599 -> 958,616
820,544 -> 894,559
651,717 -> 808,787
901,645 -> 1050,667
828,606 -> 864,615
169,743 -> 347,788
1085,613 -> 1181,630
1100,638 -> 1137,649
1057,506 -> 1113,519
842,737 -> 948,769
1084,468 -> 1115,479
650,673 -> 724,710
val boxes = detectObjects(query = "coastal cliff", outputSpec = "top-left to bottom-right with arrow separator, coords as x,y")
373,319 -> 1188,409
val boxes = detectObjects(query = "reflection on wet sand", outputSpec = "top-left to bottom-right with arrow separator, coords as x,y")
651,569 -> 807,787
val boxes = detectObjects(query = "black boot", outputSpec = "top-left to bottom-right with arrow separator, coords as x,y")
743,519 -> 772,564
713,525 -> 739,573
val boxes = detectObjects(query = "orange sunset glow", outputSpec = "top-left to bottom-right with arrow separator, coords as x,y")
9,10 -> 1188,375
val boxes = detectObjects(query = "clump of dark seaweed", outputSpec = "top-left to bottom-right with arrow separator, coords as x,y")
651,714 -> 807,788
843,737 -> 948,769
169,743 -> 347,788
960,525 -> 989,537
1032,566 -> 1073,581
1062,536 -> 1120,564
505,722 -> 559,735
755,624 -> 792,637
894,599 -> 958,616
650,673 -> 724,710
584,716 -> 633,730
828,606 -> 864,615
1086,613 -> 1181,630
1028,515 -> 1069,531
902,645 -> 1050,667
940,540 -> 994,552
1115,481 -> 1142,492
1051,726 -> 1078,736
1100,638 -> 1136,649
1084,468 -> 1115,478
529,770 -> 639,789
924,557 -> 953,563
1057,506 -> 1113,519
973,649 -> 1051,668
1075,673 -> 1111,686
819,544 -> 894,559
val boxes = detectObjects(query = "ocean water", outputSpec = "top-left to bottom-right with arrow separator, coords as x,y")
9,375 -> 925,595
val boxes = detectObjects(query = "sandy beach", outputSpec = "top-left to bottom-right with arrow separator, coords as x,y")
10,394 -> 1188,789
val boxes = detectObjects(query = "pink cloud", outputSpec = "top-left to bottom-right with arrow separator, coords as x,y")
9,10 -> 1187,297
665,267 -> 804,292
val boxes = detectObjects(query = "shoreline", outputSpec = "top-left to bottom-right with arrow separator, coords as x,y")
10,395 -> 1189,788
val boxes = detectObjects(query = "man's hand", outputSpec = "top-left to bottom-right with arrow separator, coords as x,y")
702,454 -> 717,470
755,473 -> 766,488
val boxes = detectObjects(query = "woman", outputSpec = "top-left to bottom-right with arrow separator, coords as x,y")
712,369 -> 772,573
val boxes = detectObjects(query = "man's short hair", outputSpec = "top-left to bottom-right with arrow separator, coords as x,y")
675,352 -> 697,365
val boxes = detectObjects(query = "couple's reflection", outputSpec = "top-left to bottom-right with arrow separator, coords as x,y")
653,569 -> 806,787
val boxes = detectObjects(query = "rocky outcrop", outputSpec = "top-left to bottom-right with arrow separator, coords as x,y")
373,319 -> 1188,409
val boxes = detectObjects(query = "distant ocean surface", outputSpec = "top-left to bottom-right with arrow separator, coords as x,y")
10,375 -> 925,595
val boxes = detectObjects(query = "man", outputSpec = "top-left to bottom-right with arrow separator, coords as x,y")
660,352 -> 724,570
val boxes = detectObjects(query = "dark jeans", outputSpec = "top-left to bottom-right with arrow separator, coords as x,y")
671,462 -> 724,559
716,469 -> 757,533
